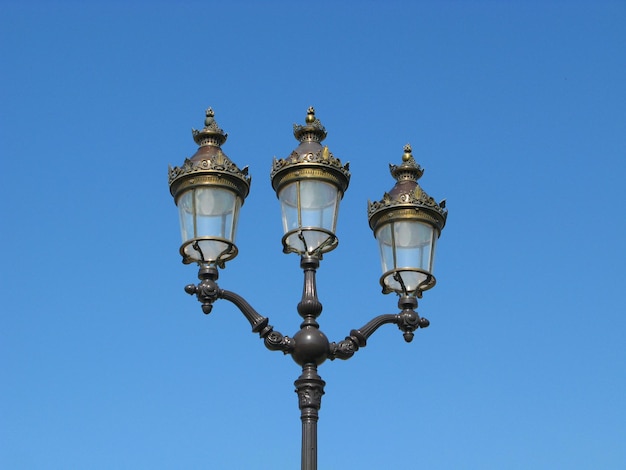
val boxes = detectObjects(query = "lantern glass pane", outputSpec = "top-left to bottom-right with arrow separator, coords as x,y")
178,190 -> 195,243
177,187 -> 241,263
279,180 -> 340,253
194,187 -> 238,240
394,220 -> 435,271
376,220 -> 437,293
279,182 -> 300,234
299,180 -> 339,231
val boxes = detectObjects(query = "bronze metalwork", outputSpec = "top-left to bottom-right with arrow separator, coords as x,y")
170,108 -> 448,470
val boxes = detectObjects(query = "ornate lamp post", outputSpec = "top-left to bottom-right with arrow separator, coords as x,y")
168,107 -> 448,470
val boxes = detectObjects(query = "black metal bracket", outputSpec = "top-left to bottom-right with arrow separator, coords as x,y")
182,257 -> 431,470
328,296 -> 429,360
184,260 -> 429,363
184,263 -> 295,354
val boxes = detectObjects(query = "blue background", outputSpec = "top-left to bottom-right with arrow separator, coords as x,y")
2,1 -> 625,468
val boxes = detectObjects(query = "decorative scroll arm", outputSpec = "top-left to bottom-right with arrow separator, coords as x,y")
328,296 -> 430,361
219,289 -> 295,354
184,263 -> 294,355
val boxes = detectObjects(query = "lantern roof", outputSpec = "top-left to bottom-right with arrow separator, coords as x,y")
168,108 -> 251,202
270,107 -> 350,195
368,144 -> 447,234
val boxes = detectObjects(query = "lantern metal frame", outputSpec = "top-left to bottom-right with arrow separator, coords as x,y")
169,108 -> 447,470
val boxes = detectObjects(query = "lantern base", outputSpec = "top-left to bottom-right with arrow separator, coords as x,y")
281,228 -> 338,257
380,268 -> 436,297
179,237 -> 238,268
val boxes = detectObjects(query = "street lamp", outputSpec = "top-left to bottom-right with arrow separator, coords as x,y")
270,107 -> 350,256
168,107 -> 448,470
168,108 -> 250,270
368,143 -> 447,303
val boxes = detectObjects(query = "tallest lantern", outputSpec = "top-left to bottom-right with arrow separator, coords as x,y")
270,107 -> 351,257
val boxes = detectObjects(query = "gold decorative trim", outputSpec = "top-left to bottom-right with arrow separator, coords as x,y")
271,153 -> 350,194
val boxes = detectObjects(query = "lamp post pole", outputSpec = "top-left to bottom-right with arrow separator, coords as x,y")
169,107 -> 447,470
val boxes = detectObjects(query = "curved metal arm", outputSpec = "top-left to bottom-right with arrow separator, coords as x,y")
218,289 -> 272,336
184,264 -> 294,355
219,289 -> 295,354
328,296 -> 430,361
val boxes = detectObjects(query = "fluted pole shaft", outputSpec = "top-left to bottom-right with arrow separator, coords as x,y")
295,364 -> 325,470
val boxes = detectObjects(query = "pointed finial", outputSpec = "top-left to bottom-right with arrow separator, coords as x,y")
390,143 -> 423,181
293,106 -> 327,142
204,107 -> 215,128
403,144 -> 413,162
305,106 -> 315,124
192,106 -> 227,147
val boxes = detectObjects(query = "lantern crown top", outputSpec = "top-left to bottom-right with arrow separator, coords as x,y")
390,144 -> 425,182
192,107 -> 228,147
293,106 -> 328,143
271,107 -> 350,195
169,107 -> 250,201
368,144 -> 447,233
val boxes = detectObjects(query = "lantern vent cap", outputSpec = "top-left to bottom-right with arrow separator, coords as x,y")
191,107 -> 228,147
293,106 -> 327,143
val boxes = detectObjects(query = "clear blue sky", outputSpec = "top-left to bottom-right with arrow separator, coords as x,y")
2,1 -> 625,469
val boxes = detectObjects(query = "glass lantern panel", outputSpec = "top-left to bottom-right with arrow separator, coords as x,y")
393,220 -> 435,272
279,182 -> 300,233
279,180 -> 340,253
177,186 -> 241,263
194,187 -> 238,241
376,220 -> 436,293
178,190 -> 195,244
376,223 -> 395,274
299,180 -> 339,231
